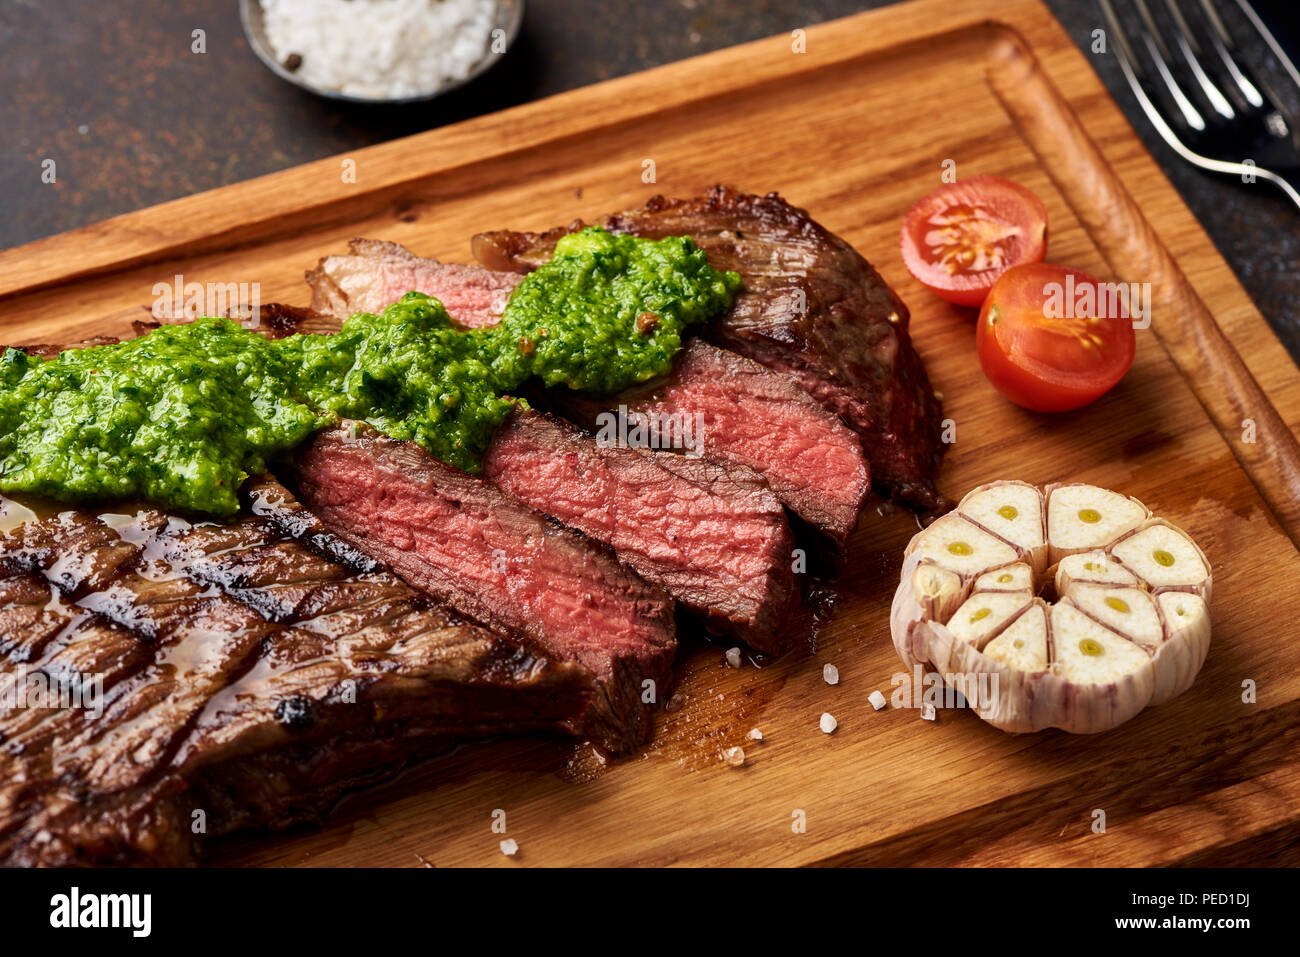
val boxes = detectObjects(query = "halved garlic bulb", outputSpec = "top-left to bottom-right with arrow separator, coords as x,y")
890,481 -> 1212,734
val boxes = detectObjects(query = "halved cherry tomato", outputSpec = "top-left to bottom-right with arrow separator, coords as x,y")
900,175 -> 1048,308
976,263 -> 1136,413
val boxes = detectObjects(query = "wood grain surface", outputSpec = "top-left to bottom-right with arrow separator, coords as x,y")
2,0 -> 1298,867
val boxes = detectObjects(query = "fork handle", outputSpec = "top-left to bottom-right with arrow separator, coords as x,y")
1263,166 -> 1300,212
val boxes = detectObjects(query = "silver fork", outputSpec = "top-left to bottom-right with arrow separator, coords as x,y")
1099,0 -> 1300,210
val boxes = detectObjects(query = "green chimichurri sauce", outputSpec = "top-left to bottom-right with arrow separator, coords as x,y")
280,295 -> 514,477
493,228 -> 741,392
0,321 -> 325,517
0,228 -> 740,516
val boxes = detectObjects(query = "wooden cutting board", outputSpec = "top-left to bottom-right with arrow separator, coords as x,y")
3,0 -> 1299,867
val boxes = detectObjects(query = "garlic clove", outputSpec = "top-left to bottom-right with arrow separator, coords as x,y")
890,557 -> 964,668
1111,519 -> 1211,601
948,590 -> 1034,649
1053,549 -> 1140,594
1046,483 -> 1149,564
1050,603 -> 1150,684
910,561 -> 965,624
973,562 -> 1034,593
957,481 -> 1047,573
1150,591 -> 1212,705
906,513 -> 1019,578
983,601 -> 1049,671
1063,583 -> 1163,652
972,562 -> 1034,593
1048,602 -> 1156,733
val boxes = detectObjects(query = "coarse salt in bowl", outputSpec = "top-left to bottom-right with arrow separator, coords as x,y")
257,0 -> 507,101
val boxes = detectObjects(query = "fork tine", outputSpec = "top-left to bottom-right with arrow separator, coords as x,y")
1131,0 -> 1207,130
1162,0 -> 1235,119
1099,0 -> 1201,142
1196,0 -> 1266,107
1232,0 -> 1300,94
1133,0 -> 1174,62
1099,0 -> 1144,73
1201,0 -> 1296,141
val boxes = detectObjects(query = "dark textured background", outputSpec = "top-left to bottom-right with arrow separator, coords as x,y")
2,0 -> 1297,359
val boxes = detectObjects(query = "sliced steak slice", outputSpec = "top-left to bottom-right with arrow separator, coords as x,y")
307,238 -> 521,326
287,424 -> 677,753
471,185 -> 948,513
0,478 -> 592,866
482,406 -> 800,652
302,238 -> 870,544
549,341 -> 869,547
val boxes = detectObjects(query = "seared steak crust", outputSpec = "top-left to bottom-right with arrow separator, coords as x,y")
0,478 -> 592,866
472,186 -> 948,512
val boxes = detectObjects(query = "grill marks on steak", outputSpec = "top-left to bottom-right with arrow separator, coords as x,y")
482,407 -> 800,651
0,478 -> 593,866
307,238 -> 521,327
472,185 -> 947,512
304,237 -> 871,546
288,425 -> 677,752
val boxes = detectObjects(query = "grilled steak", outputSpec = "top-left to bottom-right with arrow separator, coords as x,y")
0,478 -> 593,866
482,407 -> 801,651
288,424 -> 677,752
549,341 -> 869,546
308,238 -> 521,326
472,186 -> 948,512
304,239 -> 871,544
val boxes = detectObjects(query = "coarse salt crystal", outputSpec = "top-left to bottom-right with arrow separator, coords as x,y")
823,663 -> 839,685
747,728 -> 763,741
723,746 -> 745,766
725,647 -> 743,668
499,838 -> 518,856
921,702 -> 936,721
819,712 -> 837,734
868,690 -> 887,711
